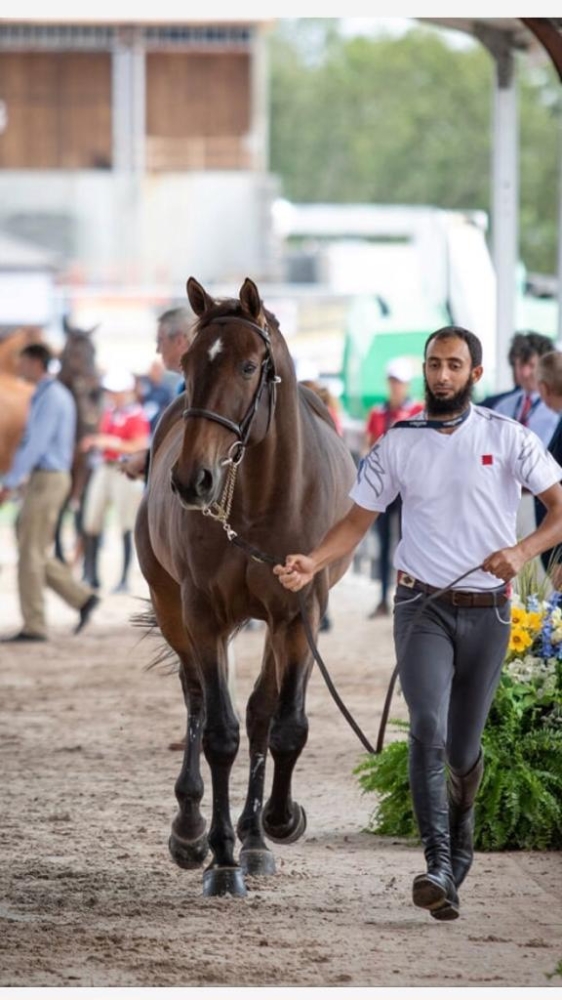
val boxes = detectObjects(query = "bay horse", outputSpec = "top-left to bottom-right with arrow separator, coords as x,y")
54,318 -> 103,563
135,277 -> 357,897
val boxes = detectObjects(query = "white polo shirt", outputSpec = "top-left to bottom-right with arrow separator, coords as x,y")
350,404 -> 562,591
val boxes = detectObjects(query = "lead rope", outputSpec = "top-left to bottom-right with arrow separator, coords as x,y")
201,492 -> 486,756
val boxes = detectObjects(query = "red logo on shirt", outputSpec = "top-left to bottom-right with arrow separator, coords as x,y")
481,454 -> 493,465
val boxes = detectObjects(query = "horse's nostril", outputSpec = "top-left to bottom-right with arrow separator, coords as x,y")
195,468 -> 213,497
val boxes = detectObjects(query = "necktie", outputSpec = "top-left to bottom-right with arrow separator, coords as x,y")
518,393 -> 532,426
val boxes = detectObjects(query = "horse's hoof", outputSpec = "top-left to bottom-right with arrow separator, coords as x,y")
168,829 -> 209,870
203,866 -> 247,898
239,847 -> 277,876
262,802 -> 307,844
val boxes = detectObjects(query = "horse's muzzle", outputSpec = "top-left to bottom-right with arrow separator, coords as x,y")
170,465 -> 216,508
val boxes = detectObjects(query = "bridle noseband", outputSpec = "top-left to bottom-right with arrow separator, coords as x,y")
182,315 -> 282,464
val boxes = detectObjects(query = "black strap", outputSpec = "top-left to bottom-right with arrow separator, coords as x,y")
392,407 -> 471,431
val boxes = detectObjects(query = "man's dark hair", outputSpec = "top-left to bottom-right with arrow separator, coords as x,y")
508,330 -> 554,367
20,343 -> 52,370
526,331 -> 553,357
424,325 -> 483,368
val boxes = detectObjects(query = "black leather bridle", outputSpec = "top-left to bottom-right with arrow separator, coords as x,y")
182,315 -> 281,461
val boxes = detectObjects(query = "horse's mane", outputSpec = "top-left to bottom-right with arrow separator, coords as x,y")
298,383 -> 338,433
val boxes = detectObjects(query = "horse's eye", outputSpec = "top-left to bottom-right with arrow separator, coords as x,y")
240,361 -> 257,378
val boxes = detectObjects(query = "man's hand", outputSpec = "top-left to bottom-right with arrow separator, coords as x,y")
0,487 -> 13,506
481,545 -> 527,582
119,451 -> 148,480
80,434 -> 96,452
273,554 -> 316,591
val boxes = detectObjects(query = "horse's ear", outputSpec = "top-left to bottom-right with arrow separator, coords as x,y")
239,278 -> 262,321
86,324 -> 99,337
187,277 -> 214,317
62,315 -> 73,336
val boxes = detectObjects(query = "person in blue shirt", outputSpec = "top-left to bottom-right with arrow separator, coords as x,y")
535,350 -> 562,589
0,343 -> 99,641
136,359 -> 174,436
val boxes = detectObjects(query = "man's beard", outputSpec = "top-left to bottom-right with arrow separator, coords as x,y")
424,374 -> 474,416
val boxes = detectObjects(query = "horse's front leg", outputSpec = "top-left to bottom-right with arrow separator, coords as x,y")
196,631 -> 245,897
261,616 -> 315,844
236,640 -> 278,876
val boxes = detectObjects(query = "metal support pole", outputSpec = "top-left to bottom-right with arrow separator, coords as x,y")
111,28 -> 145,174
477,27 -> 519,391
250,23 -> 269,171
558,98 -> 562,344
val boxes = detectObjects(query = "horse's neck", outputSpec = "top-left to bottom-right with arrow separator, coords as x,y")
241,379 -> 302,509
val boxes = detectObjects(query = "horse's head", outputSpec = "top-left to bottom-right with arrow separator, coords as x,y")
58,318 -> 99,385
170,277 -> 284,510
58,318 -> 103,435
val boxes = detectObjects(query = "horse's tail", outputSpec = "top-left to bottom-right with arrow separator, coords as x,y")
130,598 -> 180,674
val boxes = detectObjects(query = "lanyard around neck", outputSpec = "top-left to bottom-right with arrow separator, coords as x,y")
391,407 -> 471,431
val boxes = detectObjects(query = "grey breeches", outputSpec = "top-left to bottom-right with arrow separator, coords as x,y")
393,585 -> 511,775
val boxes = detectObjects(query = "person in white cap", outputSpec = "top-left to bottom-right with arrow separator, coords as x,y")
80,369 -> 150,592
364,358 -> 423,617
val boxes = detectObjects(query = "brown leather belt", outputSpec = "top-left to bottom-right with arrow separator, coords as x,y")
397,571 -> 510,608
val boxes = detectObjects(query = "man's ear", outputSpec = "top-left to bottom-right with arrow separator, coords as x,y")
472,365 -> 484,384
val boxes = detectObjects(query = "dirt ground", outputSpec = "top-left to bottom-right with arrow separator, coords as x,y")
1,516 -> 562,990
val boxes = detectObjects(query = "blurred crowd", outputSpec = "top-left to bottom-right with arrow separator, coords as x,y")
2,314 -> 562,642
0,307 -> 194,641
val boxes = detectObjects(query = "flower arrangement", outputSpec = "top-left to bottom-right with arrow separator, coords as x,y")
355,576 -> 562,851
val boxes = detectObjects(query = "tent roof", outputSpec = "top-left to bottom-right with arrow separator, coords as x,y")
420,18 -> 562,79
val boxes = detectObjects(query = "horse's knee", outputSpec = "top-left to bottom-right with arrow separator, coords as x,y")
269,714 -> 308,758
203,721 -> 240,763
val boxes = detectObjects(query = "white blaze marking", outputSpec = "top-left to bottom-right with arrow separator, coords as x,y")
208,337 -> 223,362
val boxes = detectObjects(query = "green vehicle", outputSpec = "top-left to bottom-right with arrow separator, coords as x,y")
341,284 -> 558,421
341,293 -> 449,419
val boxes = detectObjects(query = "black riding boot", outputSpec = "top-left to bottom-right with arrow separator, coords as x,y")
409,736 -> 459,921
448,750 -> 484,888
82,533 -> 101,590
113,531 -> 132,593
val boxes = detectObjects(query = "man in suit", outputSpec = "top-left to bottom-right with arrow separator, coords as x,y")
536,350 -> 562,589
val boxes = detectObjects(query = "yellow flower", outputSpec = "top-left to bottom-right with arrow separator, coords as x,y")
508,626 -> 533,653
511,607 -> 528,628
526,611 -> 544,633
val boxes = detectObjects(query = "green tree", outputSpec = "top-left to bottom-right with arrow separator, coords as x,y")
269,20 -> 560,273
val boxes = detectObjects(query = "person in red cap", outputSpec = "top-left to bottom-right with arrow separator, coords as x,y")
80,370 -> 150,593
364,358 -> 423,617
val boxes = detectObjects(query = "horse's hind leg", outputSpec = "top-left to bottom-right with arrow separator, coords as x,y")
261,619 -> 315,844
236,641 -> 278,876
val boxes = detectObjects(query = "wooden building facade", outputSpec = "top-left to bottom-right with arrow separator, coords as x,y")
0,21 -> 267,173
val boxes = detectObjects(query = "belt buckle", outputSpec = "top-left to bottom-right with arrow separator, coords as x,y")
400,573 -> 416,589
451,590 -> 462,606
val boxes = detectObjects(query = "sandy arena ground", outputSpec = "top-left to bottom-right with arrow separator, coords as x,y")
1,514 -> 562,989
